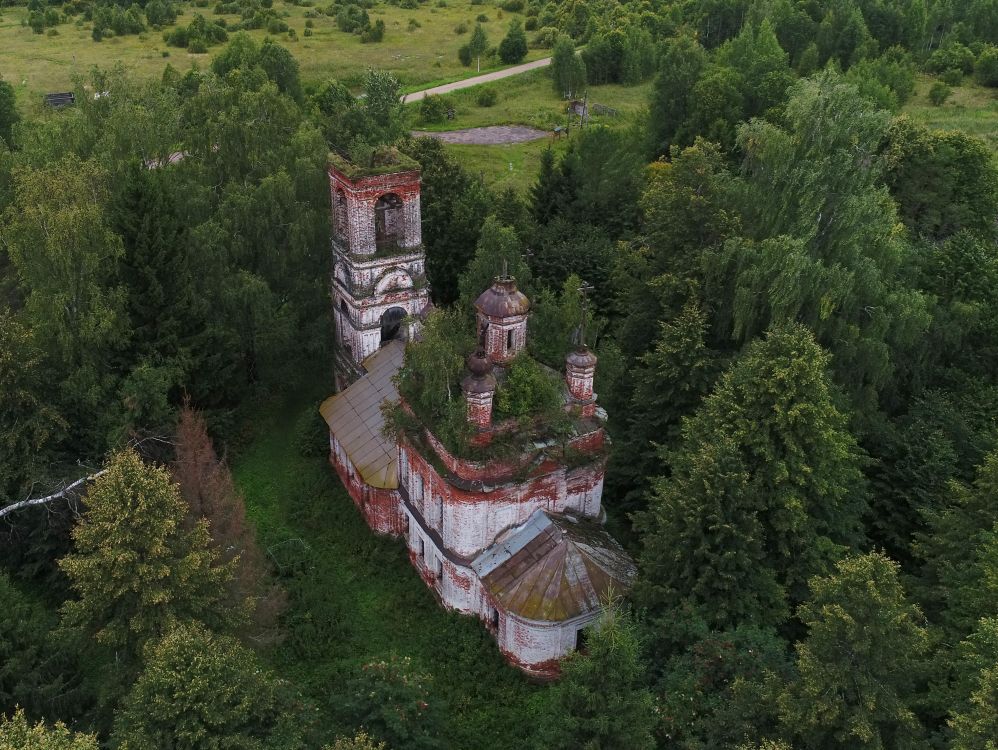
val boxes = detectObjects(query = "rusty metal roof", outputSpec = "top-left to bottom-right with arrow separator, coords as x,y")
475,277 -> 530,318
319,341 -> 404,489
472,510 -> 636,622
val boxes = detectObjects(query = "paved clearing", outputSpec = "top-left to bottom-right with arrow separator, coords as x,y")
411,125 -> 550,145
401,57 -> 552,103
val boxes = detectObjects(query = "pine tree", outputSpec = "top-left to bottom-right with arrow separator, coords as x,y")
545,604 -> 656,750
778,552 -> 929,749
58,449 -> 241,664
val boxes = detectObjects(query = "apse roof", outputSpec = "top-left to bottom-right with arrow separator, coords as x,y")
319,341 -> 404,489
472,510 -> 636,622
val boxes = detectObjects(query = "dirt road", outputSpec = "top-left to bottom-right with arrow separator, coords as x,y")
401,57 -> 552,104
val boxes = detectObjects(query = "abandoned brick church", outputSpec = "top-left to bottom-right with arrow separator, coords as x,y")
320,153 -> 634,678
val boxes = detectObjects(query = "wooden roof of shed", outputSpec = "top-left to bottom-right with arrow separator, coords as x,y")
319,341 -> 404,489
472,510 -> 635,622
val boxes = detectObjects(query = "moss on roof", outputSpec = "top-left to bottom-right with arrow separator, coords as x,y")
328,148 -> 420,179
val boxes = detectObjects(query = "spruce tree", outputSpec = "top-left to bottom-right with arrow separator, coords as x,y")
546,605 -> 656,750
778,552 -> 928,749
58,449 -> 241,665
112,621 -> 310,749
636,324 -> 867,629
498,19 -> 527,64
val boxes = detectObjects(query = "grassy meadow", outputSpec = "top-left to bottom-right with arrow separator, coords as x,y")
903,74 -> 998,153
0,0 -> 541,99
231,387 -> 548,747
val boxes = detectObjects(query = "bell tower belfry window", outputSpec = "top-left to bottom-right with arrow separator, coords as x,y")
328,154 -> 429,375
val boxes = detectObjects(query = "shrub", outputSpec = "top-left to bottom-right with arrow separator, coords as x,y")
407,17 -> 420,30
498,18 -> 526,64
975,45 -> 998,87
359,17 -> 383,42
530,25 -> 557,48
400,0 -> 418,8
940,67 -> 963,85
927,42 -> 975,74
304,18 -> 314,27
476,87 -> 496,106
419,93 -> 447,123
294,407 -> 329,457
458,43 -> 471,66
476,13 -> 488,21
928,80 -> 952,106
188,37 -> 207,52
500,0 -> 522,9
524,16 -> 536,30
453,20 -> 467,34
303,26 -> 312,35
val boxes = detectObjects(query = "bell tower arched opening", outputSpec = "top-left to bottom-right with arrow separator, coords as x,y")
374,193 -> 404,251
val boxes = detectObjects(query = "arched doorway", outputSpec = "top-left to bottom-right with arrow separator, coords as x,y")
380,306 -> 407,345
374,193 -> 403,250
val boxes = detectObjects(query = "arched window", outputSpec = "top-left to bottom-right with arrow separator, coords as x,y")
374,193 -> 404,250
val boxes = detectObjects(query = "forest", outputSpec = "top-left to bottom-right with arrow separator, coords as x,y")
2,0 -> 998,747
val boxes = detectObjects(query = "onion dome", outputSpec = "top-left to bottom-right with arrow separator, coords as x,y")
566,346 -> 598,369
475,277 -> 530,318
463,348 -> 497,395
467,348 -> 492,377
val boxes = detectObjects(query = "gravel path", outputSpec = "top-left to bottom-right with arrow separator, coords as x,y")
411,125 -> 549,145
401,57 -> 552,104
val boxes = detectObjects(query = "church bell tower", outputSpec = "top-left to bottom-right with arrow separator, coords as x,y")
329,153 -> 429,371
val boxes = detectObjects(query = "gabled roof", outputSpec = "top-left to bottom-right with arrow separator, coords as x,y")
319,341 -> 404,489
472,510 -> 636,622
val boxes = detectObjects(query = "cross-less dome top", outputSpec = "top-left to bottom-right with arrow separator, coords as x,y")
566,346 -> 598,369
475,277 -> 530,318
467,348 -> 492,377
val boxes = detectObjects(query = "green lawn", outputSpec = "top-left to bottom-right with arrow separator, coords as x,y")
444,137 -> 562,193
904,73 -> 998,153
409,68 -> 652,132
231,386 -> 548,748
0,0 -> 542,97
408,70 -> 651,192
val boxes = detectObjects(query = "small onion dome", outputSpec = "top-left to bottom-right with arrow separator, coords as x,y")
566,346 -> 598,369
467,348 -> 492,378
462,371 -> 497,395
475,277 -> 530,318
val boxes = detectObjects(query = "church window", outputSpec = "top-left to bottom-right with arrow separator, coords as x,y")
491,608 -> 500,630
374,193 -> 404,250
506,329 -> 513,351
436,558 -> 443,579
575,627 -> 589,653
418,537 -> 425,559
